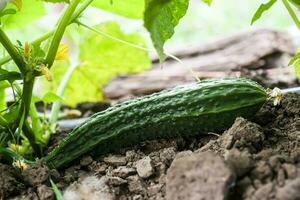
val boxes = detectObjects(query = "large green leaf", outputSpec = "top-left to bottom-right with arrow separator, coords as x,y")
92,0 -> 144,19
144,0 -> 189,62
2,0 -> 46,29
43,22 -> 151,107
251,0 -> 277,25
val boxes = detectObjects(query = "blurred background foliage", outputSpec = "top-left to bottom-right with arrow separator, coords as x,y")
1,0 -> 297,106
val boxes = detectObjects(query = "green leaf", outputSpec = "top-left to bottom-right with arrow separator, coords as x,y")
43,92 -> 63,104
294,60 -> 300,77
144,0 -> 189,62
201,0 -> 212,6
3,104 -> 19,124
289,51 -> 300,66
2,0 -> 46,29
50,179 -> 63,200
0,8 -> 17,18
92,0 -> 144,19
0,69 -> 22,82
251,0 -> 277,25
42,22 -> 151,107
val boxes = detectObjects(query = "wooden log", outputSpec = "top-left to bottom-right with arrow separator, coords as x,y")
104,29 -> 296,102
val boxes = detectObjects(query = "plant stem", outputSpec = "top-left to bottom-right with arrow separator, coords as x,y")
19,77 -> 41,155
45,0 -> 81,68
49,54 -> 79,129
0,28 -> 25,73
72,0 -> 94,21
282,0 -> 300,31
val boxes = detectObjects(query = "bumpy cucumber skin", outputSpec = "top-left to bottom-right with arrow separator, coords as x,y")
45,78 -> 267,168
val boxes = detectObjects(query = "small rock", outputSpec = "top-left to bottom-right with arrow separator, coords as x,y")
133,194 -> 143,200
136,156 -> 154,179
89,162 -> 108,175
252,182 -> 274,200
159,147 -> 176,166
104,155 -> 127,166
64,176 -> 116,200
148,184 -> 163,197
37,185 -> 54,200
127,175 -> 146,193
166,152 -> 235,200
107,176 -> 127,186
80,156 -> 93,167
175,150 -> 193,159
126,150 -> 140,162
276,178 -> 300,200
23,163 -> 50,186
111,166 -> 136,178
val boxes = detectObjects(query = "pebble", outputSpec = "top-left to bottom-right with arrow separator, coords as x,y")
64,176 -> 116,200
107,176 -> 127,186
136,156 -> 154,179
127,175 -> 145,193
111,166 -> 136,178
104,155 -> 127,166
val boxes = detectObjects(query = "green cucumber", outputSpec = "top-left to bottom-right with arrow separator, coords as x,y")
45,78 -> 267,168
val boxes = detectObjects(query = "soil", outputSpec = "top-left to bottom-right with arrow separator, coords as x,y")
2,93 -> 300,200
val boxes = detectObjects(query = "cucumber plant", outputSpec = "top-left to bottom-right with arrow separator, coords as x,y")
0,0 -> 298,169
0,0 -> 211,165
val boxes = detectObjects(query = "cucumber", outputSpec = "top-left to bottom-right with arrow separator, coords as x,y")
45,78 -> 267,168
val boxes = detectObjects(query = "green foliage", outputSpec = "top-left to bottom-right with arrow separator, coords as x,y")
43,0 -> 69,3
251,0 -> 277,25
43,22 -> 150,107
289,51 -> 300,77
201,0 -> 213,6
0,83 -> 6,111
144,0 -> 189,62
92,0 -> 144,19
1,0 -> 46,29
289,0 -> 300,6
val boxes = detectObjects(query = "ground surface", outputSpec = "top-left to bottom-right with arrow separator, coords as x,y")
2,93 -> 300,200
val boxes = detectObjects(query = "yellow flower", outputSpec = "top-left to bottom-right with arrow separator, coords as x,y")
10,143 -> 18,151
41,65 -> 53,82
55,44 -> 69,60
24,42 -> 31,60
13,160 -> 28,172
11,0 -> 22,11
